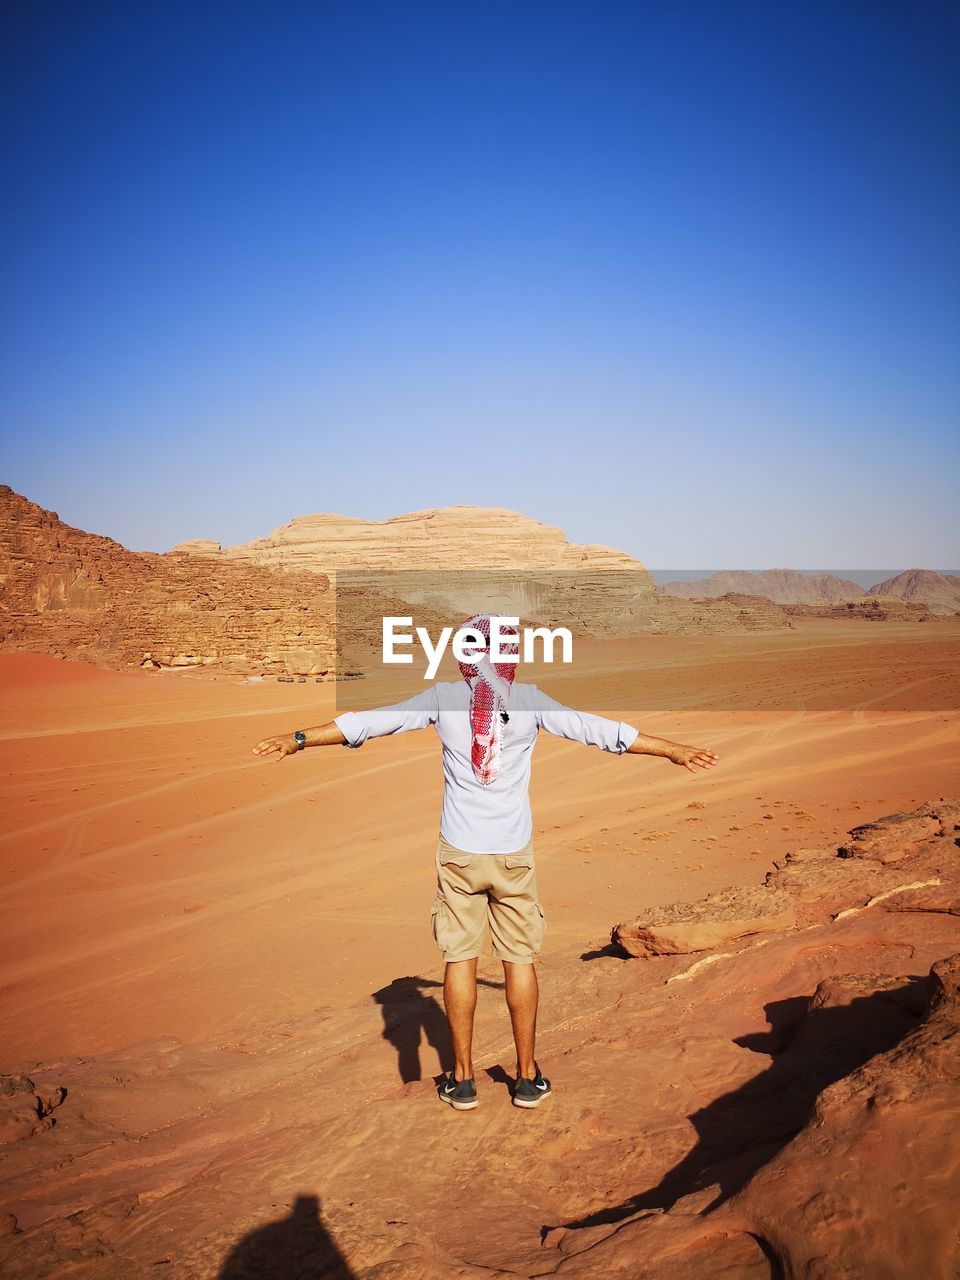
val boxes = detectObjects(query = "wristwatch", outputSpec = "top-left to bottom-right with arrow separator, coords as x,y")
293,730 -> 307,750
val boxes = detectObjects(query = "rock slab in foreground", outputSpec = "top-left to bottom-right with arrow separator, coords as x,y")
614,885 -> 796,957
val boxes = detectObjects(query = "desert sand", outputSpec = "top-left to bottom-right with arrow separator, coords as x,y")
1,617 -> 958,1277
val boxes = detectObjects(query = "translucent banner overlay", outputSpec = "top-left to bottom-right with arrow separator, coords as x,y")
331,570 -> 959,713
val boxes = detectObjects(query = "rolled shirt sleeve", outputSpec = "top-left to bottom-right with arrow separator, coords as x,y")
333,686 -> 439,748
533,688 -> 639,754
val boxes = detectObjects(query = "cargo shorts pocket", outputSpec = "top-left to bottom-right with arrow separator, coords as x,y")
439,850 -> 472,868
503,851 -> 534,870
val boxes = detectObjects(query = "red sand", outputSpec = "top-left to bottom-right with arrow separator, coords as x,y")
2,622 -> 957,1064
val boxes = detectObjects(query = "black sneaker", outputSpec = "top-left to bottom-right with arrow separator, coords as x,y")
438,1072 -> 478,1111
513,1063 -> 551,1109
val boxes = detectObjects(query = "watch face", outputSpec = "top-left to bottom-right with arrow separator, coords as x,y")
294,731 -> 306,747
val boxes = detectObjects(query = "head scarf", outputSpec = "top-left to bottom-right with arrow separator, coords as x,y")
456,614 -> 519,785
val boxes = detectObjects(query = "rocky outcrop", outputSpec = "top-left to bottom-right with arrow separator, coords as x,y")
171,505 -> 797,634
785,597 -> 931,621
867,569 -> 960,615
661,568 -> 865,604
0,486 -> 336,674
615,799 -> 959,956
615,885 -> 796,957
171,506 -> 646,574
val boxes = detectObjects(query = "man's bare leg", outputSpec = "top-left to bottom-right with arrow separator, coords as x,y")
503,960 -> 538,1079
443,957 -> 478,1081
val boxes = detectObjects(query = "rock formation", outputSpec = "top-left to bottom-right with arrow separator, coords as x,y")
0,485 -> 336,674
867,569 -> 960,615
785,598 -> 930,622
173,505 -> 794,636
662,567 -> 960,617
661,568 -> 865,604
171,506 -> 645,573
0,487 -> 793,675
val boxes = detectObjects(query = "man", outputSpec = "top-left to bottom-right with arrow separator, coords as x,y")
252,615 -> 717,1111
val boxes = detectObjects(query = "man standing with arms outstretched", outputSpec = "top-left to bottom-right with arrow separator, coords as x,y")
252,615 -> 717,1111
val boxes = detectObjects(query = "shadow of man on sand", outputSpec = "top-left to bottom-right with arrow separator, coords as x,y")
372,974 -> 503,1083
552,976 -> 930,1233
218,1193 -> 354,1278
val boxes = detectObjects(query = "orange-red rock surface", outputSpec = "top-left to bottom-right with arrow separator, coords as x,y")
0,486 -> 336,674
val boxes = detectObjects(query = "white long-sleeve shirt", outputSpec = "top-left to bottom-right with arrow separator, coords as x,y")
333,681 -> 639,854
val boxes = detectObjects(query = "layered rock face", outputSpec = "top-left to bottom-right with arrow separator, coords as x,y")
171,506 -> 645,573
785,598 -> 930,622
0,486 -> 335,674
174,506 -> 793,636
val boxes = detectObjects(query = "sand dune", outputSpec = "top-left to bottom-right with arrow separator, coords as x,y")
0,621 -> 958,1276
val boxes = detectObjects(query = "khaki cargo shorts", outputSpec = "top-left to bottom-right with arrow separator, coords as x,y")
431,834 -> 547,965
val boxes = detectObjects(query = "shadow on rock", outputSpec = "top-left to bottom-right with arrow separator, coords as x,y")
218,1193 -> 354,1278
372,974 -> 502,1084
580,941 -> 631,961
556,975 -> 930,1231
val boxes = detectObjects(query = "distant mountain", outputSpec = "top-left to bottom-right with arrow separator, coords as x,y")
659,569 -> 865,605
867,569 -> 960,615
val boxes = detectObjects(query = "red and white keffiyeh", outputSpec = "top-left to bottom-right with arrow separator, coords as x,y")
456,614 -> 519,786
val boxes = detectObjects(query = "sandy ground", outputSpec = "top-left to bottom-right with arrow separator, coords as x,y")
2,619 -> 957,1068
1,620 -> 958,1277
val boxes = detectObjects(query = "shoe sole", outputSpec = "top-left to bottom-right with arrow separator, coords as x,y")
513,1090 -> 551,1109
439,1090 -> 478,1110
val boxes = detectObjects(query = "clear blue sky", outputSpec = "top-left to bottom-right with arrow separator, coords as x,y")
2,0 -> 958,567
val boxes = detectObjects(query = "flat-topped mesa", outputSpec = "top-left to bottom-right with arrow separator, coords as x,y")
170,507 -> 797,634
173,505 -> 650,575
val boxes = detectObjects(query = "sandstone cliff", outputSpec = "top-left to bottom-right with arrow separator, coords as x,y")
171,506 -> 645,573
0,486 -> 335,674
172,505 -> 792,637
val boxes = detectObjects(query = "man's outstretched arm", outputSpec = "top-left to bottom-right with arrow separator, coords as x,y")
626,732 -> 718,774
252,722 -> 346,761
251,686 -> 440,762
533,689 -> 717,774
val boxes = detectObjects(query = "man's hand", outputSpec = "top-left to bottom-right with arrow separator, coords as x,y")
252,734 -> 301,762
665,742 -> 718,774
